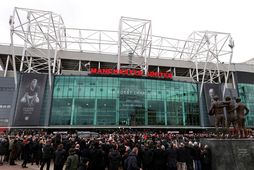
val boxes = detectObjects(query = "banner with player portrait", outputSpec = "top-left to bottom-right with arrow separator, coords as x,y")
13,73 -> 47,126
203,83 -> 222,112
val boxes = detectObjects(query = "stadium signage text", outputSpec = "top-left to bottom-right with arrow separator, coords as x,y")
90,68 -> 173,79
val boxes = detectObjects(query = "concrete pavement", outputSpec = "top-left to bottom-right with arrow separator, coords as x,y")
0,160 -> 54,170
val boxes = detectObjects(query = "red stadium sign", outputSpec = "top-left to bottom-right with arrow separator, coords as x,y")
90,68 -> 173,79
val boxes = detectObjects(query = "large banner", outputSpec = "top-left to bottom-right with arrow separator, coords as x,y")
13,74 -> 47,126
203,84 -> 222,112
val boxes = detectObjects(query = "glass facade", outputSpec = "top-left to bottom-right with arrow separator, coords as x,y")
238,83 -> 254,126
50,76 -> 200,127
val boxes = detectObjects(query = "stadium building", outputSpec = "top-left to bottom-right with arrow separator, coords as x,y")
0,7 -> 254,129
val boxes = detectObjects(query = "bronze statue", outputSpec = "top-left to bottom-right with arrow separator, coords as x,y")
224,96 -> 237,137
209,96 -> 226,133
234,98 -> 249,137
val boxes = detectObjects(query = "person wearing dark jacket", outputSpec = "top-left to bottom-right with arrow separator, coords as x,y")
31,138 -> 41,166
2,137 -> 9,163
193,142 -> 201,170
201,145 -> 212,170
185,142 -> 194,170
21,137 -> 31,168
40,140 -> 54,170
54,144 -> 66,170
9,138 -> 18,166
124,147 -> 142,170
0,138 -> 6,165
65,148 -> 79,170
141,144 -> 153,170
166,143 -> 177,170
176,143 -> 187,170
108,145 -> 121,170
153,143 -> 166,170
78,154 -> 90,170
88,141 -> 106,170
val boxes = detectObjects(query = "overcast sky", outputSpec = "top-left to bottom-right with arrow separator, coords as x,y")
1,0 -> 254,63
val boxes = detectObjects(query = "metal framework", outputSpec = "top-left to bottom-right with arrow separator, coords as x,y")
8,7 -> 234,95
9,7 -> 65,88
180,31 -> 234,97
118,17 -> 152,75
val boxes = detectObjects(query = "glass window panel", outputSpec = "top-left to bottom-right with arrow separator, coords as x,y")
51,76 -> 199,127
148,101 -> 165,125
74,99 -> 95,125
97,99 -> 116,125
238,83 -> 254,126
50,98 -> 72,125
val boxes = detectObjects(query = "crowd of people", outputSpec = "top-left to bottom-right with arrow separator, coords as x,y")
0,96 -> 251,170
0,130 -> 213,170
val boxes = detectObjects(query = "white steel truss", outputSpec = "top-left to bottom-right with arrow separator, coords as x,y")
186,31 -> 234,97
63,28 -> 118,54
9,7 -> 65,89
8,7 -> 234,95
118,17 -> 152,75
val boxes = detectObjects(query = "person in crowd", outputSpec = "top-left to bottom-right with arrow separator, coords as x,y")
54,144 -> 66,170
153,142 -> 166,170
79,141 -> 90,170
141,143 -> 153,170
176,143 -> 187,170
74,143 -> 80,156
166,143 -> 177,170
201,145 -> 212,170
31,137 -> 41,166
88,141 -> 105,170
108,144 -> 121,170
185,141 -> 194,170
192,142 -> 201,170
3,137 -> 9,163
21,136 -> 31,168
77,158 -> 89,170
234,97 -> 249,138
0,138 -> 6,165
9,137 -> 18,166
124,147 -> 142,170
16,137 -> 23,161
65,148 -> 79,170
40,140 -> 54,170
122,142 -> 131,169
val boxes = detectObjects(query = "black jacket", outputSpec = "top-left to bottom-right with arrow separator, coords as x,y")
153,148 -> 166,169
42,144 -> 54,159
193,146 -> 201,160
141,148 -> 153,166
0,140 -> 6,155
166,148 -> 177,168
177,147 -> 187,163
124,152 -> 140,170
108,149 -> 121,170
55,148 -> 66,166
89,147 -> 105,170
